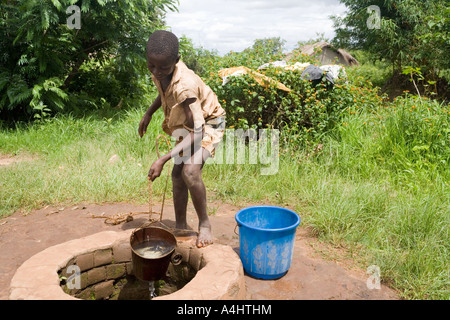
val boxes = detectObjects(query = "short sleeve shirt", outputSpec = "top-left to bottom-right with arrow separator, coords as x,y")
152,61 -> 225,136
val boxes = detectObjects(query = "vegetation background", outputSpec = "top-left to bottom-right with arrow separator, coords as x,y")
0,0 -> 448,299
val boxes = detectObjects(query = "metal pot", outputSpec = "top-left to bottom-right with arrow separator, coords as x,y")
130,226 -> 182,282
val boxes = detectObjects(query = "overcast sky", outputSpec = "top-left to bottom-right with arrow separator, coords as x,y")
165,0 -> 348,55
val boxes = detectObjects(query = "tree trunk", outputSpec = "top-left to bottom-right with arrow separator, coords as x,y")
62,57 -> 85,90
61,40 -> 108,90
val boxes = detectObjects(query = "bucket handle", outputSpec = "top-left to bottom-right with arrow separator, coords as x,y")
171,252 -> 183,266
234,223 -> 240,236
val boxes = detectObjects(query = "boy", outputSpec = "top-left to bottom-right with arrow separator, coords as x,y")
138,30 -> 225,248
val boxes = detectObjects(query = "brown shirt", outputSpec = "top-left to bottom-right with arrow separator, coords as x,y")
152,61 -> 225,136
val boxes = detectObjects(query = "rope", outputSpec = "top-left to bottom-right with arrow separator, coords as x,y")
151,134 -> 172,223
91,134 -> 172,225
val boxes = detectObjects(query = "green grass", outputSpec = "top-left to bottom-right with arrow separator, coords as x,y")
0,97 -> 449,300
204,95 -> 449,300
0,108 -> 170,214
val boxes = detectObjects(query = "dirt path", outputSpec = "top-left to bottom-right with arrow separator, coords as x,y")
0,201 -> 399,300
0,153 -> 37,167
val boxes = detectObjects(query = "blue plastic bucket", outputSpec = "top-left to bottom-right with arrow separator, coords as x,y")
235,206 -> 301,279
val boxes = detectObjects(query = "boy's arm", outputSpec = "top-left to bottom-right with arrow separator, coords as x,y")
169,97 -> 203,158
148,97 -> 203,181
139,94 -> 162,137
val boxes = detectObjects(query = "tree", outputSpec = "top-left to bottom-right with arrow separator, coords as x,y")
332,0 -> 449,97
221,37 -> 287,70
178,35 -> 219,78
0,0 -> 178,121
251,37 -> 286,56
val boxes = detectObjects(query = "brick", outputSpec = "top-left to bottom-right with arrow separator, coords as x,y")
87,267 -> 106,286
80,272 -> 89,290
112,242 -> 132,263
94,249 -> 112,267
59,258 -> 76,275
189,248 -> 203,271
61,271 -> 87,295
106,264 -> 126,280
94,280 -> 114,300
125,262 -> 133,275
158,283 -> 178,296
76,287 -> 94,300
181,265 -> 190,280
76,253 -> 94,272
199,255 -> 207,269
168,262 -> 190,283
175,243 -> 190,263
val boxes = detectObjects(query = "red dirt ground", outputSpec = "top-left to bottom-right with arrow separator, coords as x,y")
0,200 -> 399,300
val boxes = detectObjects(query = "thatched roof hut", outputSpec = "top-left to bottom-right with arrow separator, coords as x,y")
297,41 -> 359,67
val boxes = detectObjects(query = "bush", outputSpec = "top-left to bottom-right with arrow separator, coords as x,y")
348,51 -> 393,88
205,58 -> 386,147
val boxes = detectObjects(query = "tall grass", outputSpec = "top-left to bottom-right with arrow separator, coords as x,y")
0,96 -> 448,299
204,96 -> 449,300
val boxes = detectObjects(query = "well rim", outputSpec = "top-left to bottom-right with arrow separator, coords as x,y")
9,230 -> 246,300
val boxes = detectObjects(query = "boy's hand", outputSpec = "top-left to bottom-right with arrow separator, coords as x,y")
148,158 -> 165,181
138,113 -> 152,138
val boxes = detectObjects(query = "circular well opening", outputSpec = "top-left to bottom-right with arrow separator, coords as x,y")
58,240 -> 200,300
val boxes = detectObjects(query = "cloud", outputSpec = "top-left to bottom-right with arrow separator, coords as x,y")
165,0 -> 347,55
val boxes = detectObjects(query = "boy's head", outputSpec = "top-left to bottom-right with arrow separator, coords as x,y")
146,30 -> 180,81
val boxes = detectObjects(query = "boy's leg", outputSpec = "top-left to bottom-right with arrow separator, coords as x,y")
172,163 -> 189,230
181,147 -> 213,247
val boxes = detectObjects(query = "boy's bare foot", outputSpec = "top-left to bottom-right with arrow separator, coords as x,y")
196,226 -> 214,248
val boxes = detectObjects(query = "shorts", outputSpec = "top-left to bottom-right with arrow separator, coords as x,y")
202,116 -> 225,157
175,116 -> 225,158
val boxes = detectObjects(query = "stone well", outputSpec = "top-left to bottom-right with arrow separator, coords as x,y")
9,230 -> 246,300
